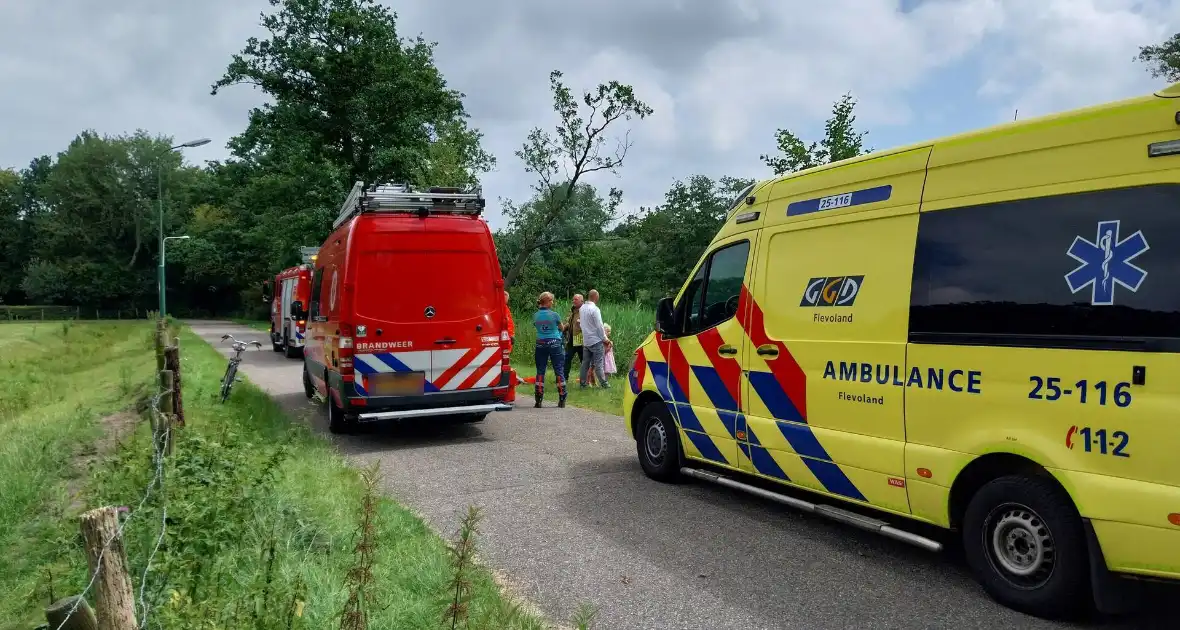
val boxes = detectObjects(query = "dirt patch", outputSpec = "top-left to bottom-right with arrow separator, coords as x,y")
94,410 -> 141,457
65,410 -> 144,513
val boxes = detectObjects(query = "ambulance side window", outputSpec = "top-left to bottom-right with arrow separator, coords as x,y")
678,265 -> 707,334
309,267 -> 324,320
682,241 -> 750,336
910,183 -> 1180,349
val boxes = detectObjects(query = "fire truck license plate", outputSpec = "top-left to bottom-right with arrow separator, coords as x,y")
368,372 -> 425,396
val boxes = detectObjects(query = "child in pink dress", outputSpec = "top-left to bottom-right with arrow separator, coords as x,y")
603,323 -> 617,377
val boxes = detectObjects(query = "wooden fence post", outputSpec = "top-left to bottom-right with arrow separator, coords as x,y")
164,339 -> 183,427
158,370 -> 174,456
154,320 -> 166,373
45,595 -> 99,630
79,507 -> 136,630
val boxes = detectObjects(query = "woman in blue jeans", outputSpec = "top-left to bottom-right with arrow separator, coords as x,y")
532,291 -> 567,408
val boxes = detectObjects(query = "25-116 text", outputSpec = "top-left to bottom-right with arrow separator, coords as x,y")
1028,376 -> 1132,408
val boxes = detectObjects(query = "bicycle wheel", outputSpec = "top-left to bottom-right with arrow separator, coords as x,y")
220,362 -> 238,403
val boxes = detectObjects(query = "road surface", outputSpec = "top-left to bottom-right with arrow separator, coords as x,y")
190,321 -> 1176,630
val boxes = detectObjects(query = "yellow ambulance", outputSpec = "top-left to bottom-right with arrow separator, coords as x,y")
624,82 -> 1180,619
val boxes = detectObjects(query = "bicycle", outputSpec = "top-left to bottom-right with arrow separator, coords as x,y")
220,334 -> 262,403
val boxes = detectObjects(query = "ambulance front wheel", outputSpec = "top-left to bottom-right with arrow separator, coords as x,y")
636,401 -> 682,483
962,474 -> 1090,620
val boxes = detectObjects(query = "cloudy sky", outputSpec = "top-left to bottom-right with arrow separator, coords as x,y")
2,0 -> 1179,229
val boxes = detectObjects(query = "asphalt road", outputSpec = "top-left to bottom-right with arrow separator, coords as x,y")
190,321 -> 1177,630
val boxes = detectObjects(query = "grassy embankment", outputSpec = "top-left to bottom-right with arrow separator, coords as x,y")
510,299 -> 655,415
0,321 -> 550,629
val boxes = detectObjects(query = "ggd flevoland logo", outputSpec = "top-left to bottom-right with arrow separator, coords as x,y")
1065,220 -> 1149,306
800,276 -> 864,307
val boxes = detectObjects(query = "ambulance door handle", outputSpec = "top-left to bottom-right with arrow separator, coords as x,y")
756,345 -> 779,358
717,345 -> 738,357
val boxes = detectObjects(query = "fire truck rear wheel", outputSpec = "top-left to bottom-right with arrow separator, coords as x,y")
326,389 -> 355,434
284,342 -> 302,359
302,365 -> 315,399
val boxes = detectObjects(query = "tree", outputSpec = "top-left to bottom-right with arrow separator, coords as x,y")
19,131 -> 193,308
760,92 -> 870,175
1138,33 -> 1180,82
501,69 -> 653,289
0,169 -> 22,301
495,183 -> 621,302
212,0 -> 493,189
412,119 -> 496,190
614,175 -> 753,299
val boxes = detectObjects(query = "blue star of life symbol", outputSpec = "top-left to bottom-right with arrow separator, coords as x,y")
1065,220 -> 1149,306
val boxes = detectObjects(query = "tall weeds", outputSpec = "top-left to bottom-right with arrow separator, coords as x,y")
341,463 -> 382,630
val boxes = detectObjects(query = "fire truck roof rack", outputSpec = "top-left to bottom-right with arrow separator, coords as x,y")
333,181 -> 485,229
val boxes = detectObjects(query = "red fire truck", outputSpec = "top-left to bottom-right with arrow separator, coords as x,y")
302,182 -> 514,433
268,264 -> 313,358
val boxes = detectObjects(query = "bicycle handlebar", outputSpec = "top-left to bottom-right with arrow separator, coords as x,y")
220,334 -> 262,350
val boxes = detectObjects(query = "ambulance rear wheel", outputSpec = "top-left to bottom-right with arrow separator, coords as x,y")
962,474 -> 1090,620
636,401 -> 681,483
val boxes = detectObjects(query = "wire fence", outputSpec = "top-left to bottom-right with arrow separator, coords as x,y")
1,305 -> 155,322
52,386 -> 169,630
50,323 -> 180,630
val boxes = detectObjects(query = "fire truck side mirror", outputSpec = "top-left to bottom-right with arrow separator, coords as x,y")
291,300 -> 305,316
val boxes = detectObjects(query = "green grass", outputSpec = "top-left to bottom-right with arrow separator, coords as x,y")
1,321 -> 552,629
0,321 -> 158,627
511,361 -> 625,416
231,317 -> 272,332
510,299 -> 654,416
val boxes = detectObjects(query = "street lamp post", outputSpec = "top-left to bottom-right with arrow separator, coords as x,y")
160,236 -> 191,317
157,138 -> 210,318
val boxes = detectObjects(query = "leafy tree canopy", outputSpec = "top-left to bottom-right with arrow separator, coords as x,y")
761,92 -> 870,175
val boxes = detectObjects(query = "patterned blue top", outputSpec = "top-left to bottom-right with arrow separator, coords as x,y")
533,307 -> 563,340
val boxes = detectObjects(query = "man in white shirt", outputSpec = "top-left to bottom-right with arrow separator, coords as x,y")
578,289 -> 609,388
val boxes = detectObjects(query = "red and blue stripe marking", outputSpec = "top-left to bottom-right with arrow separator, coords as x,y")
640,287 -> 865,502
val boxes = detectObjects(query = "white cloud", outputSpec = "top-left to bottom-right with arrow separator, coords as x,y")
2,0 -> 1180,229
977,0 -> 1180,120
684,0 -> 1007,153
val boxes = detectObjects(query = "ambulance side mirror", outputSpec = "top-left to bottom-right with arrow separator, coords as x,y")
655,297 -> 676,336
